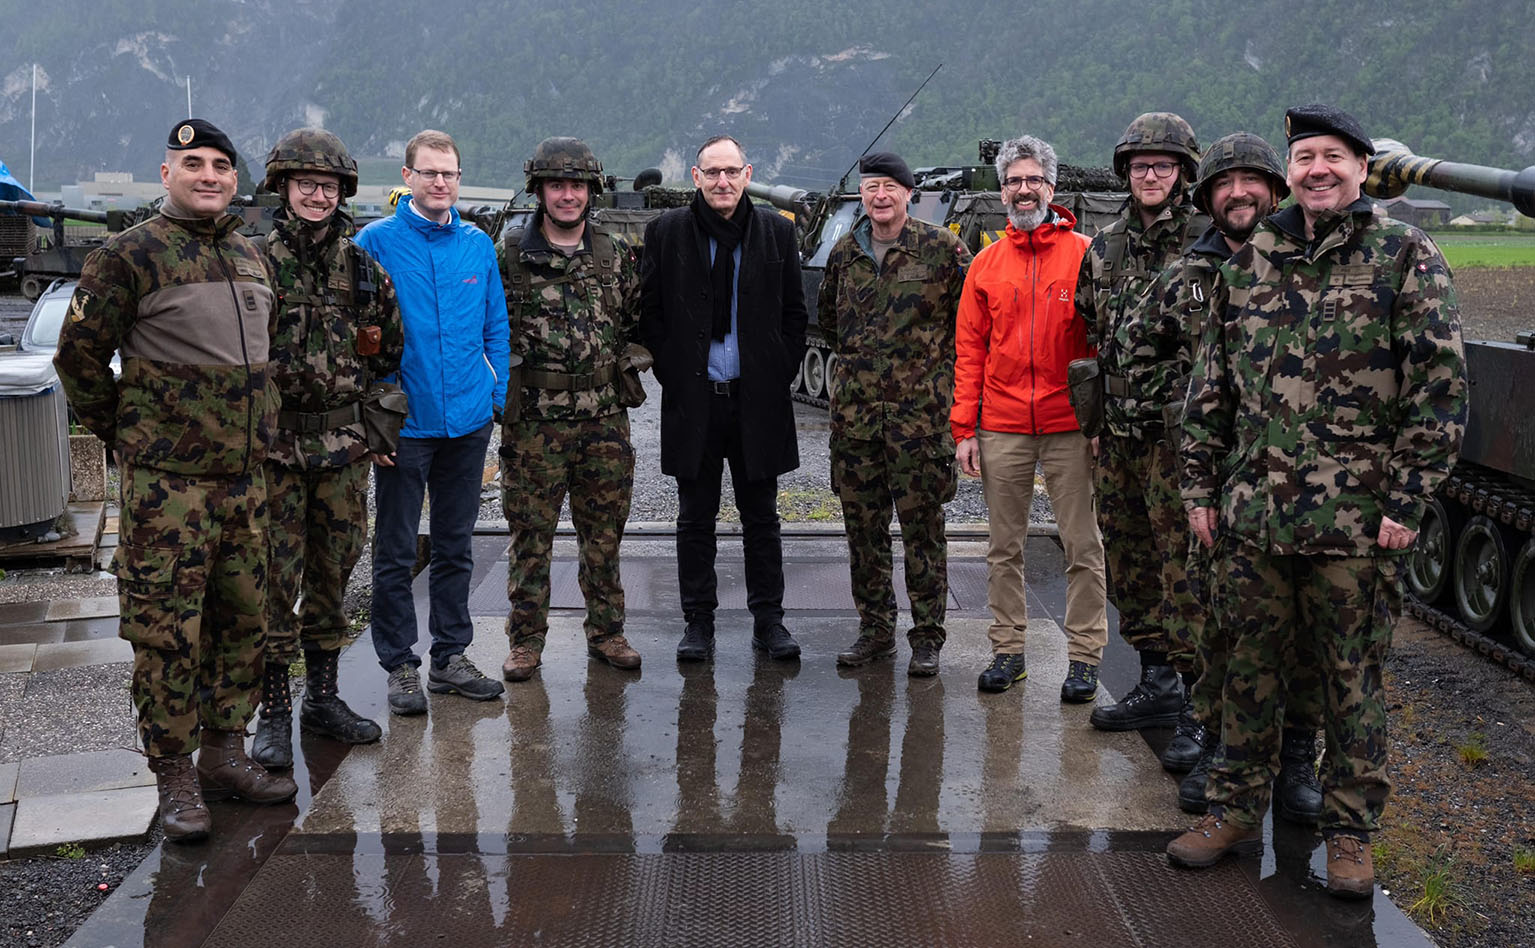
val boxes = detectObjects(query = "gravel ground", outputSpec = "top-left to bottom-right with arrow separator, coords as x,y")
0,664 -> 138,764
0,830 -> 161,948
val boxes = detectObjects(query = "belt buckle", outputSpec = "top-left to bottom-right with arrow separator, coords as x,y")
710,379 -> 734,396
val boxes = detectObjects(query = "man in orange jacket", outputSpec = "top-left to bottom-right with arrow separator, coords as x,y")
952,135 -> 1109,698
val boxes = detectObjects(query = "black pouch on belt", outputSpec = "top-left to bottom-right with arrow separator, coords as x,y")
617,343 -> 653,408
1066,357 -> 1104,438
361,383 -> 410,455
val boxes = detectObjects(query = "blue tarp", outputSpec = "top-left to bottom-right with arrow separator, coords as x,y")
0,159 -> 53,226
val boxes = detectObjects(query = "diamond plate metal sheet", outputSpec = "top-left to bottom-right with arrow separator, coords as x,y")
205,850 -> 1297,948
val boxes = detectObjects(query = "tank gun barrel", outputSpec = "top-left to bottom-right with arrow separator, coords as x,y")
745,182 -> 819,218
0,199 -> 111,225
1366,140 -> 1535,218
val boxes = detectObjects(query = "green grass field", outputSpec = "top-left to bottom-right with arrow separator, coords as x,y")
1430,232 -> 1535,268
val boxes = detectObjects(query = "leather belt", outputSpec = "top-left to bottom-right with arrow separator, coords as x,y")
279,401 -> 362,435
524,364 -> 618,391
709,379 -> 739,397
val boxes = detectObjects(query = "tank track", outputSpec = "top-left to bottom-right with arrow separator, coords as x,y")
790,390 -> 829,410
1408,465 -> 1535,682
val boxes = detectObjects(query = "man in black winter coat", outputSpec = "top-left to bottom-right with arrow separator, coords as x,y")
640,134 -> 808,663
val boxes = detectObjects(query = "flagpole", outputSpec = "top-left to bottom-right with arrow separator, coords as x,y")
29,64 -> 37,193
186,76 -> 192,118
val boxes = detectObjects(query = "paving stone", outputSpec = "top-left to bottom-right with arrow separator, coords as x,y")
16,748 -> 154,797
0,601 -> 48,625
0,663 -> 137,764
63,617 -> 120,642
44,596 -> 118,622
0,643 -> 36,673
0,623 -> 66,646
0,760 -> 16,803
32,638 -> 132,671
8,786 -> 158,854
0,802 -> 12,856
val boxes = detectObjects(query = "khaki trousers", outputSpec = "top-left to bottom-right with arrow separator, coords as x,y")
977,429 -> 1107,663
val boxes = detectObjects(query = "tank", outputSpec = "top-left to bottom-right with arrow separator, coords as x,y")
747,140 -> 1128,406
458,169 -> 681,249
1367,143 -> 1535,659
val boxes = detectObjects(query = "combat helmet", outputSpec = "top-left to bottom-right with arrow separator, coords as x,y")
525,137 -> 604,195
1192,131 -> 1289,214
1113,112 -> 1200,181
262,128 -> 359,198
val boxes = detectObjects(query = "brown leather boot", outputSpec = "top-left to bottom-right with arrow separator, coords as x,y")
587,634 -> 642,670
196,728 -> 298,804
502,645 -> 542,682
1325,833 -> 1375,899
148,754 -> 212,843
1166,812 -> 1262,868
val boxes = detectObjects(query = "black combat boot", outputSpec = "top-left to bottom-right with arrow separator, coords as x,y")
1273,727 -> 1323,825
250,662 -> 294,770
1089,657 -> 1183,731
300,649 -> 383,745
676,616 -> 715,662
1178,741 -> 1219,814
1161,697 -> 1209,773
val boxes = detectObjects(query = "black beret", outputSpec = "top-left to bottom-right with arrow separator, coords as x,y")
859,151 -> 915,190
167,118 -> 238,163
1284,104 -> 1374,157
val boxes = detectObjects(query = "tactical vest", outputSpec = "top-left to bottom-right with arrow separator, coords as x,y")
1099,209 -> 1209,284
502,226 -> 624,318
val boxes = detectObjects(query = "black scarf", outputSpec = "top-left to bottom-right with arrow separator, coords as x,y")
690,189 -> 752,341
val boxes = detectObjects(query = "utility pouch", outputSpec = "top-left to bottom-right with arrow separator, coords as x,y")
1066,357 -> 1104,439
357,325 -> 381,357
504,353 -> 525,423
617,343 -> 653,408
361,383 -> 409,456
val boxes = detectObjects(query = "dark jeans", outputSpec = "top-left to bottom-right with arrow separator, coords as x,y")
675,393 -> 784,627
371,422 -> 493,671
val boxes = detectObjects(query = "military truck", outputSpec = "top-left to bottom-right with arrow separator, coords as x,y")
1365,142 -> 1535,663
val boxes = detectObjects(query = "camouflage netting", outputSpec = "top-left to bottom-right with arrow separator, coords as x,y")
1057,164 -> 1125,193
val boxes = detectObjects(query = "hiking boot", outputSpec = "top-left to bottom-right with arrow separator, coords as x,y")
1274,727 -> 1323,825
1089,662 -> 1182,731
387,663 -> 428,716
1161,698 -> 1209,773
300,649 -> 382,745
588,634 -> 642,670
1166,812 -> 1262,868
1325,833 -> 1375,899
427,653 -> 505,701
1178,741 -> 1219,814
753,623 -> 801,661
1060,660 -> 1099,703
907,643 -> 941,677
196,729 -> 298,804
502,644 -> 542,682
676,618 -> 715,662
250,661 -> 294,770
978,653 -> 1027,693
836,634 -> 895,667
148,754 -> 211,843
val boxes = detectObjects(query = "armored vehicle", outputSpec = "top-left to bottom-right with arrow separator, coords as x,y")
1369,143 -> 1535,662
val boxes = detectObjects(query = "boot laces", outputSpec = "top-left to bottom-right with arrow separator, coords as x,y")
1330,835 -> 1366,863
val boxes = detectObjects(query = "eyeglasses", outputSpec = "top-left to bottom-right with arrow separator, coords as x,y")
1002,175 -> 1051,191
696,166 -> 745,181
410,168 -> 462,182
292,178 -> 340,198
1126,160 -> 1179,179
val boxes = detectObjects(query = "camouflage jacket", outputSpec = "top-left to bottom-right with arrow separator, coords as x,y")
1181,199 -> 1468,556
818,215 -> 971,443
54,202 -> 278,477
498,217 -> 639,420
1074,196 -> 1206,435
261,212 -> 404,469
1124,224 -> 1231,431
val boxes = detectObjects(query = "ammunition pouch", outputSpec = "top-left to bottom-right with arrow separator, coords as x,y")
361,383 -> 409,456
617,343 -> 653,408
1066,358 -> 1105,439
504,354 -> 524,424
1161,375 -> 1192,448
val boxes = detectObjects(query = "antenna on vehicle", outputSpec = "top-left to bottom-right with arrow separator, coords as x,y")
834,63 -> 942,195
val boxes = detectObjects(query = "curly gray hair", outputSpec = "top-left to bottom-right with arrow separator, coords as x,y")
994,136 -> 1058,187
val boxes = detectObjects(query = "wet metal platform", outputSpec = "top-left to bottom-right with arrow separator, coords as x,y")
67,536 -> 1432,947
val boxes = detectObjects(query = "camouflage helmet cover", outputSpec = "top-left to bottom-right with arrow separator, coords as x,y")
262,128 -> 359,197
525,137 -> 604,195
1193,131 -> 1290,214
1113,112 -> 1200,180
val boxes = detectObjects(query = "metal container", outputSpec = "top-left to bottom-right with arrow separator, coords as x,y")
0,350 -> 70,540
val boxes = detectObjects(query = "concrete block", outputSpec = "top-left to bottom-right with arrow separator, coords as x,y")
8,786 -> 158,854
0,802 -> 12,856
0,761 -> 17,804
16,749 -> 154,797
31,638 -> 132,672
0,643 -> 37,673
45,596 -> 118,622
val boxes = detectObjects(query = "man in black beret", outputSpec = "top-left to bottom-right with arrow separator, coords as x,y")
167,118 -> 239,163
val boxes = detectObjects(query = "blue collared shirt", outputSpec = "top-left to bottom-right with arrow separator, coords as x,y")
705,239 -> 741,382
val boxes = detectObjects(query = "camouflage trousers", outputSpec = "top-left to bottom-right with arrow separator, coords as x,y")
830,433 -> 955,645
113,465 -> 268,757
1208,543 -> 1400,834
501,413 -> 633,649
263,460 -> 369,664
1095,430 -> 1197,669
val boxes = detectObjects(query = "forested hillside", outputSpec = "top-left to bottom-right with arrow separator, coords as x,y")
4,0 -> 1533,191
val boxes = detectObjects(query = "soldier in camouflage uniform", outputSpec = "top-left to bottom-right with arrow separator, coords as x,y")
498,137 -> 644,682
1169,106 -> 1467,900
818,152 -> 971,676
1075,112 -> 1207,733
248,129 -> 405,770
1134,132 -> 1324,820
53,119 -> 297,842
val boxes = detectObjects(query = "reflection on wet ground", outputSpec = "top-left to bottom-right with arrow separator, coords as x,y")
65,538 -> 1432,947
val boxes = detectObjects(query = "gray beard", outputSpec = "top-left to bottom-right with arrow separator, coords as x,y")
1007,202 -> 1049,232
